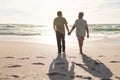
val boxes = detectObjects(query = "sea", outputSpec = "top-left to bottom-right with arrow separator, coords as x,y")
0,24 -> 120,44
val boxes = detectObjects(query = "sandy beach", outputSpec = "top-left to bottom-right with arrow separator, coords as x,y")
0,37 -> 120,80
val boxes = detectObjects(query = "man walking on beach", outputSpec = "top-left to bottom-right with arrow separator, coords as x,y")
68,12 -> 89,54
53,11 -> 69,54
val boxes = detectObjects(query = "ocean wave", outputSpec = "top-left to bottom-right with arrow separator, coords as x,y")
0,24 -> 46,27
89,24 -> 120,32
0,24 -> 44,35
0,32 -> 41,36
91,27 -> 120,31
0,24 -> 120,36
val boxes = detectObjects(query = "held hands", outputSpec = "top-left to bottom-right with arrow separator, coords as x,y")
68,31 -> 71,35
67,29 -> 71,35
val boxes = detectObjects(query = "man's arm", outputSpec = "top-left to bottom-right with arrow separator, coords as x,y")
85,26 -> 89,38
65,24 -> 69,33
53,20 -> 56,32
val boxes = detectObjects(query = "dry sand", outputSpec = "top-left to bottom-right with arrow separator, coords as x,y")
0,38 -> 120,80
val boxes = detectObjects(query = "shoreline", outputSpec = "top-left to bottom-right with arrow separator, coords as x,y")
0,34 -> 120,45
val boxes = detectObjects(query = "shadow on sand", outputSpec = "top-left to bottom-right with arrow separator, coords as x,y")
48,53 -> 75,80
74,54 -> 113,80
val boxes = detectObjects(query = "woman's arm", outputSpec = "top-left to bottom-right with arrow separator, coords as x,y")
68,25 -> 76,35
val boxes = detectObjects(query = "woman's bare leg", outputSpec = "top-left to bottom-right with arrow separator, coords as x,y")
77,36 -> 84,54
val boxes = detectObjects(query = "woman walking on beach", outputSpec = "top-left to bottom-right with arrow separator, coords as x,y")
68,12 -> 89,54
53,11 -> 69,54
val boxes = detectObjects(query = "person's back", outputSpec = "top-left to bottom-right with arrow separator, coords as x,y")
68,12 -> 89,54
53,11 -> 69,54
75,19 -> 87,37
54,16 -> 67,34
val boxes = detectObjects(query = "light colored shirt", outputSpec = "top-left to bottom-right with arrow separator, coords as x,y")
54,16 -> 67,34
74,19 -> 88,37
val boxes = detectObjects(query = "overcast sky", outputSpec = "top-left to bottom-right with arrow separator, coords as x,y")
0,0 -> 120,25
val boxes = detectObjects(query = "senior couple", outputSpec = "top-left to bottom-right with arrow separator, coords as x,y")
53,11 -> 89,54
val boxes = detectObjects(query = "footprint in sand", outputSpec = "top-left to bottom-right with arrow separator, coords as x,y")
0,78 -> 11,80
32,62 -> 45,65
55,62 -> 66,65
36,56 -> 46,58
68,56 -> 77,58
75,75 -> 92,80
98,55 -> 105,57
17,57 -> 30,60
8,65 -> 22,68
115,76 -> 120,80
4,56 -> 15,59
10,75 -> 20,79
110,61 -> 120,63
47,72 -> 66,76
101,78 -> 112,80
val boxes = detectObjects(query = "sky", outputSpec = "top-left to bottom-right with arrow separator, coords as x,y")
0,0 -> 120,25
